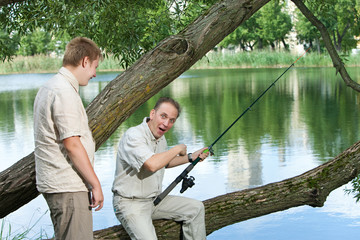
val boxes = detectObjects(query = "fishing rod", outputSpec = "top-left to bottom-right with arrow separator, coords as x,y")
153,47 -> 311,206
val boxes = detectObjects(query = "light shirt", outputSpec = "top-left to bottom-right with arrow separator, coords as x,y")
34,67 -> 95,193
112,117 -> 167,199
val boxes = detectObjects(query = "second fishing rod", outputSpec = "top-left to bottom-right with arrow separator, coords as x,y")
153,47 -> 310,206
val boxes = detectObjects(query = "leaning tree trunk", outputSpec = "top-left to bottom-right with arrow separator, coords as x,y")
2,0 -> 360,237
93,140 -> 360,239
0,0 -> 272,218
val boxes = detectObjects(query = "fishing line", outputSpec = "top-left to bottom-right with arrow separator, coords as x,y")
154,47 -> 311,206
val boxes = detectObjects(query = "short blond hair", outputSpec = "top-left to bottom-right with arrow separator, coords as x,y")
62,37 -> 102,67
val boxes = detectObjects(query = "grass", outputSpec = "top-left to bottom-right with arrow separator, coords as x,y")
1,50 -> 360,74
0,211 -> 51,240
0,55 -> 123,75
192,49 -> 360,69
0,55 -> 62,74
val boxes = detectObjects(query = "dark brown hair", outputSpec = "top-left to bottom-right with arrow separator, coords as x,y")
154,97 -> 181,117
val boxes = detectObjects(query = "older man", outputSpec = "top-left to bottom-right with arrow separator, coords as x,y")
112,97 -> 209,240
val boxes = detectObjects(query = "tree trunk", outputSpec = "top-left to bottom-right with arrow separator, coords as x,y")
336,22 -> 351,52
281,37 -> 288,50
2,0 -> 360,238
0,0 -> 272,218
93,140 -> 360,239
0,153 -> 38,217
257,38 -> 263,49
270,42 -> 275,50
315,37 -> 320,53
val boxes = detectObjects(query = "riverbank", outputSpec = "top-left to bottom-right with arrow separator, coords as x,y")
1,50 -> 359,74
0,55 -> 123,75
1,67 -> 360,239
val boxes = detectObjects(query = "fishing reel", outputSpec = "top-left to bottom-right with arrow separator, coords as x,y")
180,175 -> 195,193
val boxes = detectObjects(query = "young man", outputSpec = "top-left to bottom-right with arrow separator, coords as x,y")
34,37 -> 104,239
112,97 -> 209,240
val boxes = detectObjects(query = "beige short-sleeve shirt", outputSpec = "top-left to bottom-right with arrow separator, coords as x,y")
34,67 -> 95,193
112,117 -> 167,199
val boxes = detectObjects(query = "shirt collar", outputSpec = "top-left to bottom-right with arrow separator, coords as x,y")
58,67 -> 79,93
142,117 -> 163,143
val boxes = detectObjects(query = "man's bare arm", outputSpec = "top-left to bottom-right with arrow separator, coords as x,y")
63,136 -> 104,211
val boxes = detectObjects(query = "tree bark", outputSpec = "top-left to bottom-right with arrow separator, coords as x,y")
0,153 -> 38,217
1,0 -> 360,238
291,0 -> 360,92
0,0 -> 271,218
93,140 -> 360,239
336,22 -> 351,52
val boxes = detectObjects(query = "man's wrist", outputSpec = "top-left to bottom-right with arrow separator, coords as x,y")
188,153 -> 193,162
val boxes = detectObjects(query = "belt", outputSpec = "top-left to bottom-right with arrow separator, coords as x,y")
114,194 -> 156,201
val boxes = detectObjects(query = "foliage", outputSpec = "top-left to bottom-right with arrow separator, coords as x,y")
0,0 -> 215,68
219,0 -> 292,50
256,0 -> 292,49
192,50 -> 339,68
15,28 -> 69,56
294,7 -> 321,52
0,30 -> 20,62
297,0 -> 360,53
219,14 -> 260,51
0,54 -> 125,74
345,174 -> 360,202
0,55 -> 62,74
170,0 -> 216,30
4,50 -> 360,74
2,0 -> 358,65
0,0 -> 167,67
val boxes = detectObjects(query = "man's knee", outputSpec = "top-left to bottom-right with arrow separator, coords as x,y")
184,199 -> 205,222
191,199 -> 205,214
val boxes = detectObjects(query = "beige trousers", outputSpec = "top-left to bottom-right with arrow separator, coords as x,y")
43,192 -> 93,240
113,195 -> 206,240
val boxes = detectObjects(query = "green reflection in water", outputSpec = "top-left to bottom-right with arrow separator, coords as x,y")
83,67 -> 360,167
1,67 -> 359,166
1,67 -> 360,238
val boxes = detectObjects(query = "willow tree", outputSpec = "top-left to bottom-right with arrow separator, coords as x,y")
1,0 -> 360,238
295,0 -> 360,53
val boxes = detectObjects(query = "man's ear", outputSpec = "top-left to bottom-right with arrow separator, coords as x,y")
149,109 -> 155,120
81,56 -> 90,68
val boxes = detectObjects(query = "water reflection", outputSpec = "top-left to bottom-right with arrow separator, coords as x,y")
227,142 -> 262,190
0,67 -> 360,239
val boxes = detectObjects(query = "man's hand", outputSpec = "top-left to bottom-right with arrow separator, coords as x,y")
192,147 -> 210,162
177,144 -> 187,156
90,186 -> 104,211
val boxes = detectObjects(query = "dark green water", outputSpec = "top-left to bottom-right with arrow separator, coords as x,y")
1,67 -> 360,239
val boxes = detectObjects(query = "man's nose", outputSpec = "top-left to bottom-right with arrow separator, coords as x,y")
163,119 -> 170,127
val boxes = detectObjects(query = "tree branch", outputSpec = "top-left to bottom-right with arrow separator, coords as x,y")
0,0 -> 271,218
2,1 -> 360,238
93,140 -> 360,239
291,0 -> 360,92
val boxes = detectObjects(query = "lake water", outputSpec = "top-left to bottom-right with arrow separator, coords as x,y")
1,67 -> 360,239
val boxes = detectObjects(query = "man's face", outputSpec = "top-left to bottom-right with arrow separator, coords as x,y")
79,56 -> 99,86
148,102 -> 178,139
